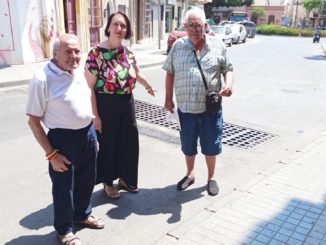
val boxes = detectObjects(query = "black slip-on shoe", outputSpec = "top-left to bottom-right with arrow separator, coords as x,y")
207,180 -> 219,196
177,176 -> 195,191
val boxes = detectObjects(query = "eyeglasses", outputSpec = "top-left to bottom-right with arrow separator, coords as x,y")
185,24 -> 203,31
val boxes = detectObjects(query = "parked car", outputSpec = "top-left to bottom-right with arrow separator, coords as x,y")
238,21 -> 257,38
229,24 -> 247,44
218,20 -> 236,26
210,25 -> 233,47
166,25 -> 215,53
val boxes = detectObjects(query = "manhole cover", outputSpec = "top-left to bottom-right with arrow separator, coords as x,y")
135,100 -> 276,149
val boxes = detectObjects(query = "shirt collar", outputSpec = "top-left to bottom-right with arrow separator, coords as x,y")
185,34 -> 212,52
48,60 -> 74,76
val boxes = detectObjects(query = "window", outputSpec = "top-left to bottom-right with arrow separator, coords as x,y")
89,0 -> 103,28
268,15 -> 275,24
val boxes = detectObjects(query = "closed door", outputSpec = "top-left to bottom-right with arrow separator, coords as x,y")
64,0 -> 77,34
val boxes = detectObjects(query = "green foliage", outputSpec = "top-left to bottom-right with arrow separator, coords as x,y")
257,25 -> 326,37
206,0 -> 254,7
251,7 -> 266,18
303,0 -> 323,13
257,25 -> 300,36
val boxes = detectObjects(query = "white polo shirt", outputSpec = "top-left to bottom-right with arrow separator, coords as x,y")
26,61 -> 94,130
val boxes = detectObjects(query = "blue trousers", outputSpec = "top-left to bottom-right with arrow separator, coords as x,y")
47,123 -> 97,235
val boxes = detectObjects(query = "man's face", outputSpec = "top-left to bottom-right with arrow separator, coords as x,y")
185,16 -> 207,44
54,38 -> 81,72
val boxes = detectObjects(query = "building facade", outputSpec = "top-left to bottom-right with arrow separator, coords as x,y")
0,0 -> 209,65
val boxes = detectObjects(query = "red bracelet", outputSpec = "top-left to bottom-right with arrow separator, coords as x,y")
46,149 -> 59,160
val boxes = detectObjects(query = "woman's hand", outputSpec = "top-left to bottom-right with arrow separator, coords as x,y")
145,85 -> 156,97
93,116 -> 102,133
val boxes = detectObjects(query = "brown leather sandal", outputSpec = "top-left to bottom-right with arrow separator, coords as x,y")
104,184 -> 120,199
74,215 -> 105,229
57,233 -> 81,245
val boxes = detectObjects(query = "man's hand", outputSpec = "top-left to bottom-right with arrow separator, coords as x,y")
165,100 -> 175,113
50,154 -> 71,172
93,116 -> 102,133
219,86 -> 232,97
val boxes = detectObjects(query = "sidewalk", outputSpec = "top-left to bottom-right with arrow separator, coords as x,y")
2,39 -> 326,245
156,133 -> 326,244
321,44 -> 326,56
0,41 -> 167,88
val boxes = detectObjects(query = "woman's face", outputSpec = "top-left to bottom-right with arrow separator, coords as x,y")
108,14 -> 128,40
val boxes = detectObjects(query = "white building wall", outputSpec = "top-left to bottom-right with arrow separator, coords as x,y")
0,0 -> 57,65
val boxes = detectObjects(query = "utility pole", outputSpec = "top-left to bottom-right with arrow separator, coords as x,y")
158,0 -> 161,49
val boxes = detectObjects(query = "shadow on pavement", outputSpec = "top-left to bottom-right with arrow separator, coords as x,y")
92,184 -> 206,224
4,232 -> 58,245
0,64 -> 10,69
19,204 -> 53,230
304,55 -> 326,61
243,196 -> 326,243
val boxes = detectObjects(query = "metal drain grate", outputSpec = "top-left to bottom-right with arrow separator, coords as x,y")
135,100 -> 276,149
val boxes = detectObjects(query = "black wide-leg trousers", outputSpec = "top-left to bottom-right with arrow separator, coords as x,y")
95,93 -> 139,187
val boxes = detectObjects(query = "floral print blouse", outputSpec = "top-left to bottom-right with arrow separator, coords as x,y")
85,45 -> 137,95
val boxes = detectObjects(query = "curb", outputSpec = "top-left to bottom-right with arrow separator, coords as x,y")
321,44 -> 326,56
0,61 -> 165,89
0,79 -> 30,88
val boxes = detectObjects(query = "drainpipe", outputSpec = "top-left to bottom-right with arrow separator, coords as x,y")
129,0 -> 133,47
158,0 -> 161,49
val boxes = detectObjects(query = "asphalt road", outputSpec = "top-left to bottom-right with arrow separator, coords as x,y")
1,35 -> 326,245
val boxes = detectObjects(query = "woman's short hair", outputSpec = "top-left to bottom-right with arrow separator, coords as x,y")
104,11 -> 132,39
184,8 -> 207,24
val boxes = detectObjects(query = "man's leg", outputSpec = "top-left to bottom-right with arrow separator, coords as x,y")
185,155 -> 196,178
199,111 -> 222,196
205,155 -> 216,181
48,129 -> 74,235
73,125 -> 97,222
177,154 -> 196,190
177,110 -> 198,190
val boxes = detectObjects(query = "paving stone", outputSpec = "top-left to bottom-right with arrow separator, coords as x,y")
273,233 -> 290,243
265,223 -> 281,232
287,238 -> 303,245
295,226 -> 310,236
270,218 -> 283,226
308,230 -> 324,239
282,222 -> 296,231
278,227 -> 294,237
251,240 -> 266,245
290,212 -> 304,220
269,239 -> 285,245
287,217 -> 301,225
291,232 -> 306,241
299,221 -> 313,231
255,234 -> 272,243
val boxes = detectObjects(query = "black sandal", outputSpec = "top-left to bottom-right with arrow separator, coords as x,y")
177,176 -> 195,191
207,180 -> 219,196
118,179 -> 138,193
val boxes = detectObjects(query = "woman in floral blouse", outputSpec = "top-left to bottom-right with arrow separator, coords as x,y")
85,11 -> 155,199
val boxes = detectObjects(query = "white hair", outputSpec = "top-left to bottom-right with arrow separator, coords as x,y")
52,34 -> 78,57
184,8 -> 206,24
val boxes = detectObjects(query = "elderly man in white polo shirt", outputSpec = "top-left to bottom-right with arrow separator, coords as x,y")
26,34 -> 104,245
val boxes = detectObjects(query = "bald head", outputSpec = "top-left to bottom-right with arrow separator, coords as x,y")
52,34 -> 81,73
53,34 -> 79,57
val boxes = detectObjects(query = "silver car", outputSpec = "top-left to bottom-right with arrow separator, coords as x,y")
239,21 -> 257,38
211,25 -> 233,47
229,24 -> 247,44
